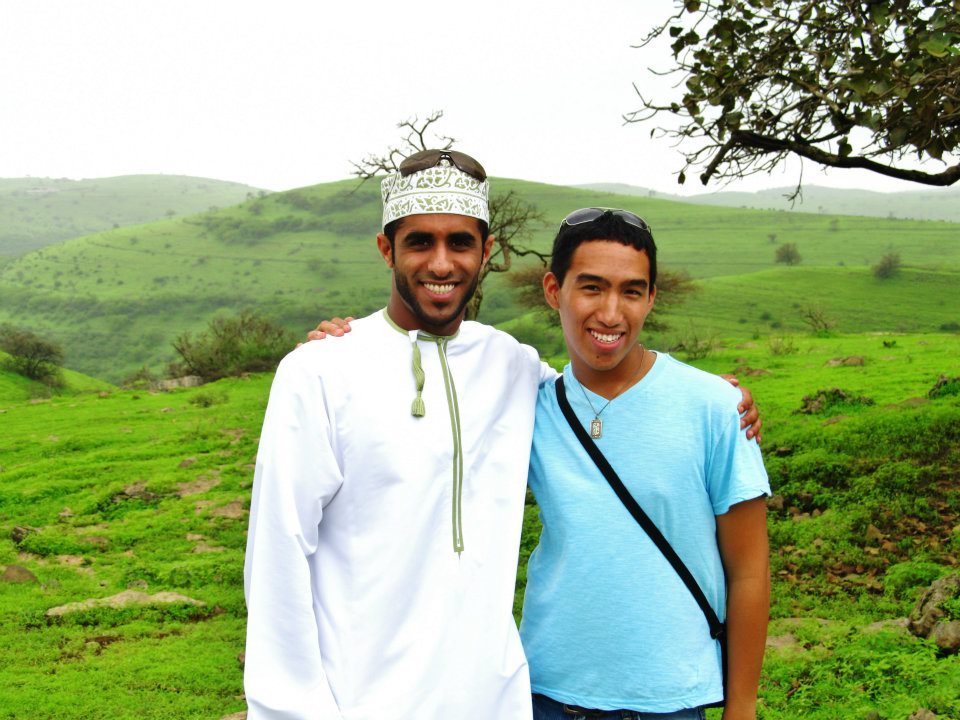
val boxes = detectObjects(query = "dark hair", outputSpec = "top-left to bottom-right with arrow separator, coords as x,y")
549,212 -> 657,287
383,216 -> 490,252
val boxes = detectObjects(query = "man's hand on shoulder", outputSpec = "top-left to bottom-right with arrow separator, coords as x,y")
720,374 -> 762,444
296,317 -> 355,347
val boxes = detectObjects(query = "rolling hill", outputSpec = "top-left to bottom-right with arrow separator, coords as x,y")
0,175 -> 264,258
0,177 -> 957,382
0,350 -> 113,401
580,182 -> 960,224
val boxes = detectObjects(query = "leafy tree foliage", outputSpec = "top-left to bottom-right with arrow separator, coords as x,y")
171,311 -> 294,382
775,242 -> 802,265
0,325 -> 64,386
352,111 -> 548,320
628,0 -> 960,189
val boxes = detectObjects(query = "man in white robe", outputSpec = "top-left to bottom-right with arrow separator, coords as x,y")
244,151 -> 549,719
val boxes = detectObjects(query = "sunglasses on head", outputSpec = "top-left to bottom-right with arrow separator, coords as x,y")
560,207 -> 651,233
399,149 -> 487,183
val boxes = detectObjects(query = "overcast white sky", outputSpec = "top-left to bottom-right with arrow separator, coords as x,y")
0,0 -> 948,195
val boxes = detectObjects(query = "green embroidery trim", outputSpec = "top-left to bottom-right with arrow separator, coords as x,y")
380,309 -> 465,553
435,337 -> 465,554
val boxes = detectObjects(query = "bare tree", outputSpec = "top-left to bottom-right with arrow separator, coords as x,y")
800,305 -> 836,334
351,112 -> 455,178
352,112 -> 548,320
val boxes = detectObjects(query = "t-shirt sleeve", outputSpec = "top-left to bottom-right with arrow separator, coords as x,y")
706,403 -> 771,516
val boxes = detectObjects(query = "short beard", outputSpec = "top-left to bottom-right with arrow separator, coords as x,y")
394,270 -> 480,333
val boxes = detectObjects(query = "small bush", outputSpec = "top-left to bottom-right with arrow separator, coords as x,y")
188,390 -> 228,408
775,243 -> 802,265
121,365 -> 158,389
872,252 -> 902,279
928,375 -> 960,399
0,324 -> 65,387
768,336 -> 798,356
884,561 -> 945,599
171,311 -> 294,382
796,388 -> 874,415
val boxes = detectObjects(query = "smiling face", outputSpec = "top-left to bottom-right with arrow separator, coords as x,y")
544,240 -> 656,393
377,213 -> 493,336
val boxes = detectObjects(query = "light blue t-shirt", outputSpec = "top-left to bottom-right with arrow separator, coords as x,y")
519,353 -> 770,713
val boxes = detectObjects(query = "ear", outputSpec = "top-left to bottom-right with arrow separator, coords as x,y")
481,234 -> 495,266
647,283 -> 657,309
543,271 -> 561,310
376,233 -> 394,268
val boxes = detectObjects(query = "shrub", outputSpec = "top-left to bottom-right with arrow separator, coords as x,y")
775,242 -> 802,265
872,252 -> 902,279
188,390 -> 228,408
768,335 -> 798,356
0,324 -> 65,387
171,310 -> 294,382
799,305 -> 836,335
928,375 -> 960,399
796,388 -> 874,415
121,365 -> 158,389
884,561 -> 945,599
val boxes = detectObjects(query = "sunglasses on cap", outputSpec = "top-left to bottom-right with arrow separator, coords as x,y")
560,207 -> 651,233
399,149 -> 487,183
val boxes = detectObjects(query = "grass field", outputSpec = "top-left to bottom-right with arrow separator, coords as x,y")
1,331 -> 957,719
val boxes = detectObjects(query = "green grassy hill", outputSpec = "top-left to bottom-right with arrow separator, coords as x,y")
581,182 -> 960,223
0,334 -> 957,719
0,351 -> 114,401
0,175 -> 264,258
0,177 -> 957,382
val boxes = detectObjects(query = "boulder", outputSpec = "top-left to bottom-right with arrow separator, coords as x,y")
46,590 -> 205,617
2,565 -> 38,584
11,525 -> 37,545
154,375 -> 204,391
908,574 -> 960,654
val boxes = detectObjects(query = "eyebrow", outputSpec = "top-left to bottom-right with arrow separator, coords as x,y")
574,273 -> 648,289
401,231 -> 479,245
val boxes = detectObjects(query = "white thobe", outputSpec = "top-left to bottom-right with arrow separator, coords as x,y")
244,310 -> 547,719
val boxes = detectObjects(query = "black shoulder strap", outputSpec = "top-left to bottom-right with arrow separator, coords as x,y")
554,375 -> 725,642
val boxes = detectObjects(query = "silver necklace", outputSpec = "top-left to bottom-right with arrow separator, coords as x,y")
575,346 -> 645,439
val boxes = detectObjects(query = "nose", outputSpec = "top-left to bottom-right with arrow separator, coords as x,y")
595,291 -> 623,326
427,244 -> 454,277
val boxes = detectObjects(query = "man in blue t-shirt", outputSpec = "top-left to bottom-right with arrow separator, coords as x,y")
520,208 -> 770,720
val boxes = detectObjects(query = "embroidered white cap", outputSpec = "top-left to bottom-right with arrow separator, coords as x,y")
381,156 -> 489,229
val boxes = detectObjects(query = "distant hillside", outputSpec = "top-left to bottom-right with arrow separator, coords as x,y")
578,182 -> 960,223
0,175 -> 265,258
0,178 -> 957,382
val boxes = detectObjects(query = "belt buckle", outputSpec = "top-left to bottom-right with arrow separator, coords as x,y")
562,705 -> 605,718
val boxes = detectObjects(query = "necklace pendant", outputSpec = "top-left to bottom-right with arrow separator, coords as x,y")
590,418 -> 603,439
